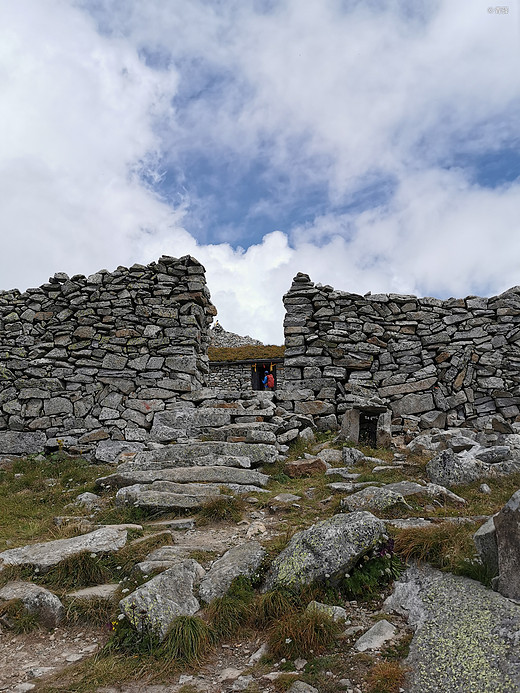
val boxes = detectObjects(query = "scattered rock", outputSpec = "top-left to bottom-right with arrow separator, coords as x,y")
199,541 -> 266,603
306,600 -> 348,622
263,512 -> 385,591
494,489 -> 520,600
0,581 -> 64,628
354,619 -> 396,652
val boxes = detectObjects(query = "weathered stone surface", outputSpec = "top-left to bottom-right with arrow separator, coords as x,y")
263,512 -> 385,591
384,563 -> 520,692
473,446 -> 511,464
354,619 -> 396,652
286,682 -> 318,693
94,441 -> 145,464
306,600 -> 347,622
427,448 -> 520,487
99,465 -> 269,489
0,581 -> 64,627
473,517 -> 498,577
494,490 -> 520,600
119,559 -> 205,640
67,584 -> 120,600
285,458 -> 327,478
116,484 -> 213,510
342,447 -> 365,466
0,432 -> 46,455
340,487 -> 410,513
199,542 -> 266,603
0,527 -> 127,571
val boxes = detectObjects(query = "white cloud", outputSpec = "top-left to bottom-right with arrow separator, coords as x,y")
0,0 -> 519,347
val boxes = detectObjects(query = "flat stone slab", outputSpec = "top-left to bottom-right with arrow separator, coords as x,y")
384,563 -> 520,692
354,619 -> 396,651
67,584 -> 120,599
199,541 -> 266,603
0,527 -> 127,571
0,431 -> 46,456
263,512 -> 385,591
98,465 -> 269,489
131,441 -> 278,468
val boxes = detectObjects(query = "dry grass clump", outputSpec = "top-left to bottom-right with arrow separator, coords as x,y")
64,596 -> 115,627
161,615 -> 215,666
205,576 -> 255,638
42,551 -> 112,590
197,495 -> 245,525
0,598 -> 41,633
366,661 -> 408,693
393,521 -> 477,574
267,609 -> 342,659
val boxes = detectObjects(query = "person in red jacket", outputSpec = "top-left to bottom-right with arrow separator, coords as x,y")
266,372 -> 275,390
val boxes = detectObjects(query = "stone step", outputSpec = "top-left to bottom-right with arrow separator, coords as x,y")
97,465 -> 270,490
202,422 -> 278,443
130,440 -> 278,469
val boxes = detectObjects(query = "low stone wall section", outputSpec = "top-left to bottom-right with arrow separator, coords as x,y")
282,273 -> 520,430
0,255 -> 216,456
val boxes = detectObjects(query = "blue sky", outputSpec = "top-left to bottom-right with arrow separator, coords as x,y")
0,0 -> 519,343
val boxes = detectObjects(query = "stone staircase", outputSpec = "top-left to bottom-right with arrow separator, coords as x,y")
96,391 -> 284,511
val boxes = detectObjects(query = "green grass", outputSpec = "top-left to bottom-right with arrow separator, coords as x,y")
205,576 -> 255,638
197,495 -> 245,525
0,598 -> 42,633
0,454 -> 112,548
267,609 -> 342,659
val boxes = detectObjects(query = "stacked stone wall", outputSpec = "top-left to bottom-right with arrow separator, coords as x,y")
207,363 -> 285,390
0,255 -> 216,456
283,273 -> 520,431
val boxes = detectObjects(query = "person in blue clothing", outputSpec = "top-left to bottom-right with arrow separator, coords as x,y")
262,371 -> 268,389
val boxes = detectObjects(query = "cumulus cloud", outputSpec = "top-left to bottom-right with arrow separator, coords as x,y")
0,0 -> 519,345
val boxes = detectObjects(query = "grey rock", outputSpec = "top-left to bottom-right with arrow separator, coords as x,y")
263,512 -> 385,591
199,541 -> 266,603
116,484 -> 212,510
100,465 -> 269,489
287,683 -> 319,693
119,558 -> 205,640
473,517 -> 498,576
384,563 -> 520,692
74,492 -> 102,510
306,600 -> 348,621
354,619 -> 396,651
67,583 -> 120,599
340,486 -> 410,513
94,440 -> 145,464
494,490 -> 520,600
0,431 -> 46,455
474,446 -> 511,464
0,527 -> 127,571
480,483 -> 492,494
427,448 -> 520,487
325,467 -> 361,480
0,581 -> 64,627
316,448 -> 343,464
342,447 -> 365,466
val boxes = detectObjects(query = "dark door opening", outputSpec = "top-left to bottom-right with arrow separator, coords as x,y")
359,412 -> 378,447
251,363 -> 277,391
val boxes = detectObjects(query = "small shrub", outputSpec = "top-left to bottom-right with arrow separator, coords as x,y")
162,615 -> 214,666
268,609 -> 342,659
197,495 -> 245,525
0,598 -> 41,633
104,610 -> 161,656
366,661 -> 407,693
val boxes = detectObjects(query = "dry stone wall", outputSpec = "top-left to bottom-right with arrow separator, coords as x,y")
282,273 -> 520,432
0,256 -> 216,457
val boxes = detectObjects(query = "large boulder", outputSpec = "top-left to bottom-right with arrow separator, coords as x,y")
119,559 -> 205,640
426,449 -> 520,487
340,486 -> 410,513
384,563 -> 520,692
199,541 -> 266,603
0,527 -> 127,572
0,581 -> 64,628
494,490 -> 520,600
473,517 -> 499,577
262,512 -> 385,591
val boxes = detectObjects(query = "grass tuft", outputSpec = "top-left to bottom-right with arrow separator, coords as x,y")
206,577 -> 255,638
64,596 -> 115,627
162,615 -> 214,666
366,661 -> 408,693
41,551 -> 112,590
0,598 -> 41,633
268,609 -> 342,659
197,495 -> 245,525
253,587 -> 300,628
